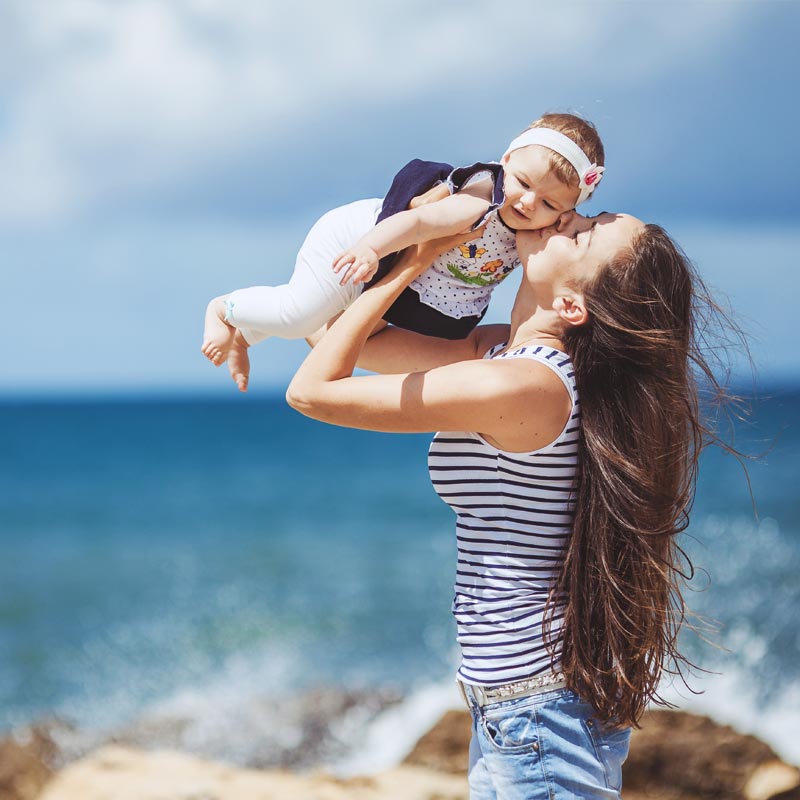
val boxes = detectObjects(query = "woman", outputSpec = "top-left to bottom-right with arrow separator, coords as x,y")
286,210 -> 710,799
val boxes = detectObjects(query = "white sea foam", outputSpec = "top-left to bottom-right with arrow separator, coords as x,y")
135,645 -> 306,764
329,679 -> 463,777
49,639 -> 314,766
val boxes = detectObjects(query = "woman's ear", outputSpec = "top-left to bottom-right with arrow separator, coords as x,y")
553,294 -> 589,327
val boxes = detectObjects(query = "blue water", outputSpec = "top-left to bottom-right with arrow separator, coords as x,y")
1,387 -> 798,761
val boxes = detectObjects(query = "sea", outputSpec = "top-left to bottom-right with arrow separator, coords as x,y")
1,387 -> 798,772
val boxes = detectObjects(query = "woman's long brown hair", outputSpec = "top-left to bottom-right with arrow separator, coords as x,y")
548,224 -> 744,728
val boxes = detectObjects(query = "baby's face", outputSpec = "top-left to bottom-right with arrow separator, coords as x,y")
498,145 -> 580,232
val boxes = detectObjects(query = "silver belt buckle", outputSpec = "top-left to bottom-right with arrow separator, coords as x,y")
482,672 -> 566,704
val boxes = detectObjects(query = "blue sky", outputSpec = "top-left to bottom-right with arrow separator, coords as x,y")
2,0 -> 798,394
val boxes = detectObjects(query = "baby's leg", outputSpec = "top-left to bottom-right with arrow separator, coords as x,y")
227,198 -> 383,345
201,295 -> 236,366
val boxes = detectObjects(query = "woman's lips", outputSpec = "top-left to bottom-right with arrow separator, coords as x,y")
535,225 -> 555,239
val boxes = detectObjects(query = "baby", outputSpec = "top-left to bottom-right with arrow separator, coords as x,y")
202,113 -> 605,390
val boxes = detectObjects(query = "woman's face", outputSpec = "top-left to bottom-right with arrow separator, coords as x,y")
517,211 -> 645,290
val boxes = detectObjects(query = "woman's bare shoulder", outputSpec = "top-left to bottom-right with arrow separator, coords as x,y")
475,351 -> 574,453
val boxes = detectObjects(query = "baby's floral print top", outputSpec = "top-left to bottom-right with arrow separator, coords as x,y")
410,211 -> 520,319
446,247 -> 515,288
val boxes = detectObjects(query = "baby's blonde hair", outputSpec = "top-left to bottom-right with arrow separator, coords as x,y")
527,113 -> 605,188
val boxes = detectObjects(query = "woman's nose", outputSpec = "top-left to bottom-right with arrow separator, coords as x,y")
555,210 -> 576,231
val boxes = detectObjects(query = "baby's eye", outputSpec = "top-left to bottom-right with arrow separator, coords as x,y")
518,178 -> 530,189
543,200 -> 556,211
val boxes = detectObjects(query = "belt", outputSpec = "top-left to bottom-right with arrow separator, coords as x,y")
458,672 -> 567,708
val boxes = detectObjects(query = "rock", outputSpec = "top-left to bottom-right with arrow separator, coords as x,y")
402,710 -> 471,775
766,788 -> 800,800
0,725 -> 58,800
745,761 -> 800,800
623,709 -> 798,800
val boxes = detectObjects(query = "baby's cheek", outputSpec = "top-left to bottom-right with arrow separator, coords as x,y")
531,209 -> 560,230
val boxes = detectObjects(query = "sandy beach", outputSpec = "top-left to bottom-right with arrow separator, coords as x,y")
3,707 -> 799,800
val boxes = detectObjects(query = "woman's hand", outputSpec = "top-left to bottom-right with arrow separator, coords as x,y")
408,182 -> 451,209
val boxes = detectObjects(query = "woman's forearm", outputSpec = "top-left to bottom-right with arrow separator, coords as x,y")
287,246 -> 428,402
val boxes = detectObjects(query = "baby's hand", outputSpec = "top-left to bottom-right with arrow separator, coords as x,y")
332,244 -> 380,286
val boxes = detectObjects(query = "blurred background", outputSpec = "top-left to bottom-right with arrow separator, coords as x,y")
1,0 -> 798,776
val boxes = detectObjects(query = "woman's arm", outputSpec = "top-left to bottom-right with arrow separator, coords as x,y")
352,322 -> 510,374
287,242 -> 571,451
304,319 -> 510,374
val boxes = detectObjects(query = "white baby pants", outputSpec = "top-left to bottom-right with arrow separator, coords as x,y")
226,198 -> 383,345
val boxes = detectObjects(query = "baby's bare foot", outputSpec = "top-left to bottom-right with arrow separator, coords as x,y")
201,296 -> 235,366
227,329 -> 250,392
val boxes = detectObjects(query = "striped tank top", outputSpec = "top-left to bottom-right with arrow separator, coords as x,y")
428,343 -> 580,686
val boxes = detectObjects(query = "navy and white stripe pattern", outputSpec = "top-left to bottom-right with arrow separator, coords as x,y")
428,343 -> 579,686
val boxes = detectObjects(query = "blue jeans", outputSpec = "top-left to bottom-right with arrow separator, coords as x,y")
463,684 -> 631,799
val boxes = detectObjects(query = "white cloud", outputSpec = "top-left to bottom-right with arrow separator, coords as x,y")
0,0 -> 757,226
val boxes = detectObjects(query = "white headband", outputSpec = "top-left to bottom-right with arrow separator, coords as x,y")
503,128 -> 604,205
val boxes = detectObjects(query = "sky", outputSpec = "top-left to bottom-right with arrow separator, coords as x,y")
2,0 -> 798,395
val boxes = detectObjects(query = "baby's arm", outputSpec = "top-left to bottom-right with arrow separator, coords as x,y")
332,177 -> 493,285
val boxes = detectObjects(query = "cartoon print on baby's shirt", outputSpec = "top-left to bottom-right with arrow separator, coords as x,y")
458,244 -> 488,260
447,247 -> 514,288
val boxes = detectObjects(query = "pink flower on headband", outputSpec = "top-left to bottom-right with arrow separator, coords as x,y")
580,164 -> 604,191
